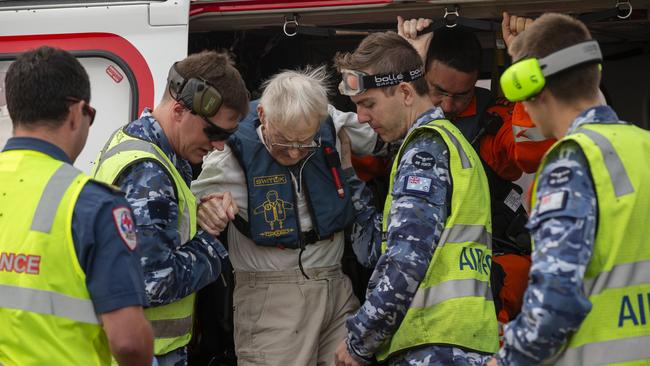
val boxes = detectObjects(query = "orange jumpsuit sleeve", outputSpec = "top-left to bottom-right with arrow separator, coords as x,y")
479,101 -> 557,180
478,101 -> 522,181
511,102 -> 557,173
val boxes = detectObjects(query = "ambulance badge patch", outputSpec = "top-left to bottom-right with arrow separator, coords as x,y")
112,206 -> 137,251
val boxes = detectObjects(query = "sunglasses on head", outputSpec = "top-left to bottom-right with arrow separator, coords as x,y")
199,115 -> 238,141
66,97 -> 96,126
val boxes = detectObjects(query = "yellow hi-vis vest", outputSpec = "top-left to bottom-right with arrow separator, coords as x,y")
0,149 -> 111,366
376,119 -> 499,361
531,123 -> 650,365
92,127 -> 197,356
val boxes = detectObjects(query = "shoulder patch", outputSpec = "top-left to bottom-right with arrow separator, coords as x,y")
411,152 -> 435,170
112,206 -> 138,251
547,166 -> 573,187
404,175 -> 432,195
537,191 -> 567,215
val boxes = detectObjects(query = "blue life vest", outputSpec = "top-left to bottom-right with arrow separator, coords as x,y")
228,101 -> 355,249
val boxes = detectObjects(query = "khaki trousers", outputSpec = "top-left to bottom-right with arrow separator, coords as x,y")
233,265 -> 360,366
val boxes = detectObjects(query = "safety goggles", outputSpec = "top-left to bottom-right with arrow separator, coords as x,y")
200,115 -> 237,141
338,68 -> 424,96
66,97 -> 96,126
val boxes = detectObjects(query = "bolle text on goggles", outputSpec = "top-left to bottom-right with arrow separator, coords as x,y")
338,68 -> 425,96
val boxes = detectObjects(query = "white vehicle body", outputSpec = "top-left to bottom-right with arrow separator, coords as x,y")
0,0 -> 188,172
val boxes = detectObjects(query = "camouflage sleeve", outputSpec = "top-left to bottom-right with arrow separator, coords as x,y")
346,132 -> 451,361
344,168 -> 384,268
496,142 -> 597,365
116,160 -> 225,306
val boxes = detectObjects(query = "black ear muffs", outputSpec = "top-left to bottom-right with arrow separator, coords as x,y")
167,62 -> 223,117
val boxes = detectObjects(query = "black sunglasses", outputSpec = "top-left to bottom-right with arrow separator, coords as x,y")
66,97 -> 96,126
200,115 -> 237,141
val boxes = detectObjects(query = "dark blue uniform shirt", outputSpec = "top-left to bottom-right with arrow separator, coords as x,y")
3,137 -> 148,314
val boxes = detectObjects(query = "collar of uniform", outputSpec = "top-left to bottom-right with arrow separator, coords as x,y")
408,106 -> 446,135
567,105 -> 622,135
2,137 -> 72,164
455,94 -> 478,119
124,108 -> 193,183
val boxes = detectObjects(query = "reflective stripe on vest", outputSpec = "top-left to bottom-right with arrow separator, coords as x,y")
149,314 -> 193,338
438,125 -> 471,169
377,118 -> 498,360
439,224 -> 491,250
94,137 -> 193,244
31,164 -> 82,233
410,279 -> 493,309
556,334 -> 650,366
584,260 -> 650,296
0,284 -> 99,324
577,128 -> 634,197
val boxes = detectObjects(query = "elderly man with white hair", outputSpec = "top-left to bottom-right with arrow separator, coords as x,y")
192,66 -> 377,366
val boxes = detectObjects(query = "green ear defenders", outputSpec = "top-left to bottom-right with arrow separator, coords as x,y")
167,62 -> 223,117
500,40 -> 603,102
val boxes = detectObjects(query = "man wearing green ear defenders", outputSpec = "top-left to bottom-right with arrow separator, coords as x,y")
487,12 -> 650,366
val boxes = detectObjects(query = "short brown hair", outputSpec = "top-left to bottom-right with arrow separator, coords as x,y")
334,32 -> 428,96
175,50 -> 249,117
510,13 -> 600,102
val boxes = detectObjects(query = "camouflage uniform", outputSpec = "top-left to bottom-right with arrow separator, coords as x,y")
115,109 -> 227,365
344,108 -> 492,366
496,106 -> 625,365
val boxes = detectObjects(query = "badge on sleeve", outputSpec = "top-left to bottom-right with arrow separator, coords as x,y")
404,175 -> 432,195
548,167 -> 573,187
112,206 -> 138,251
537,191 -> 567,215
411,152 -> 435,170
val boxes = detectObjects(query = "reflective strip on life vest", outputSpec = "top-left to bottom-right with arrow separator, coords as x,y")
0,284 -> 99,324
578,128 -> 634,197
150,314 -> 193,338
438,224 -> 491,250
583,260 -> 650,296
557,334 -> 650,366
438,125 -> 472,169
410,278 -> 493,309
31,164 -> 82,233
97,139 -> 192,244
513,125 -> 547,142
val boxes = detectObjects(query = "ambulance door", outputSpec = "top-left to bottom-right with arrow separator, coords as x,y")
0,0 -> 189,173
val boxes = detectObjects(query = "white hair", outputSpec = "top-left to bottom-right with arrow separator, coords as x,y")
259,65 -> 330,128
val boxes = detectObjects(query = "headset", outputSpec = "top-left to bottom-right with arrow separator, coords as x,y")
167,62 -> 223,117
500,40 -> 603,102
